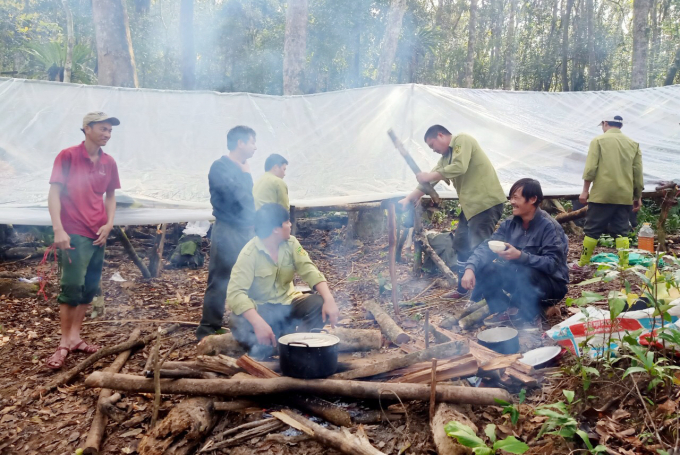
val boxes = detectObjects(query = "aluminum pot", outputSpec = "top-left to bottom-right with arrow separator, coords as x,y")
278,331 -> 339,379
477,327 -> 520,354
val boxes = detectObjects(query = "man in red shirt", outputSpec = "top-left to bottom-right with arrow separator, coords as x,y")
46,112 -> 121,369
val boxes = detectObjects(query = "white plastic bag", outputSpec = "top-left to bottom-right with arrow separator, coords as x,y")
183,220 -> 211,237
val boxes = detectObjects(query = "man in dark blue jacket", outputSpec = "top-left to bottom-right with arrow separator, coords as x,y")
462,178 -> 569,324
196,126 -> 257,340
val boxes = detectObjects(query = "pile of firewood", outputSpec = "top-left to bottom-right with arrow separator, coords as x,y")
69,301 -> 542,455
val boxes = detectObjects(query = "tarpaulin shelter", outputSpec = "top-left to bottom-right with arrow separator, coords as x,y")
1,78 -> 679,225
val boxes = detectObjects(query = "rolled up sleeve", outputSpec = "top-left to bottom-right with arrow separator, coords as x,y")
292,238 -> 326,289
226,251 -> 258,315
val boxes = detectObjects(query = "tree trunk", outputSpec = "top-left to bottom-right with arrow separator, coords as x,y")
61,0 -> 74,83
283,0 -> 308,95
377,0 -> 407,85
463,0 -> 477,88
648,0 -> 659,86
92,0 -> 138,87
180,0 -> 195,90
664,47 -> 680,85
561,0 -> 574,91
489,0 -> 502,89
503,0 -> 516,90
586,0 -> 595,90
631,0 -> 651,89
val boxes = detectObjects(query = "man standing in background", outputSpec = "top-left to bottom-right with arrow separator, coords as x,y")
577,115 -> 643,267
253,153 -> 290,210
196,126 -> 257,340
46,112 -> 121,369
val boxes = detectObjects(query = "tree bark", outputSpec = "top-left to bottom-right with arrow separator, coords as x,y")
61,0 -> 74,83
364,300 -> 411,345
92,0 -> 138,87
503,0 -> 516,90
631,0 -> 651,89
114,227 -> 151,278
377,0 -> 407,85
463,0 -> 478,88
586,0 -> 595,90
138,398 -> 217,455
180,0 -> 195,90
85,372 -> 512,405
561,0 -> 574,91
83,329 -> 141,455
431,403 -> 478,455
148,223 -> 166,278
283,0 -> 308,95
663,47 -> 680,85
490,0 -> 503,89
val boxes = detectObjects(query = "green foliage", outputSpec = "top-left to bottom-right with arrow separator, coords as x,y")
535,401 -> 606,454
494,389 -> 525,426
444,421 -> 529,455
619,344 -> 680,391
22,41 -> 94,82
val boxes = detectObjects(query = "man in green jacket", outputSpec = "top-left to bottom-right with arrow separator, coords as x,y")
227,203 -> 340,357
578,115 -> 644,267
399,125 -> 507,298
253,153 -> 290,210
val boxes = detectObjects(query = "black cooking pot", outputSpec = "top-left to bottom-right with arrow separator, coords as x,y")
477,327 -> 520,355
278,331 -> 339,379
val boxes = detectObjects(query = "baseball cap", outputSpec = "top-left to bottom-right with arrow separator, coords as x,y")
599,115 -> 623,126
82,111 -> 120,129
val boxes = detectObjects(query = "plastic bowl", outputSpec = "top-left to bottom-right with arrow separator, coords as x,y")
488,240 -> 507,253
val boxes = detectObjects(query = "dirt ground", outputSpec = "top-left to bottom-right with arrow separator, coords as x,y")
0,224 -> 678,455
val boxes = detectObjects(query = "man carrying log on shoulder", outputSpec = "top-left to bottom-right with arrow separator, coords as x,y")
460,179 -> 569,325
227,203 -> 340,358
46,112 -> 121,369
196,126 -> 257,340
576,115 -> 643,268
253,153 -> 290,210
398,125 -> 507,299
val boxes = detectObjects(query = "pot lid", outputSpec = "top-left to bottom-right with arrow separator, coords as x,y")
278,332 -> 340,347
477,326 -> 518,343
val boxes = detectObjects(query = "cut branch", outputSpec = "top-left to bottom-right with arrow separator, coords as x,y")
364,300 -> 411,345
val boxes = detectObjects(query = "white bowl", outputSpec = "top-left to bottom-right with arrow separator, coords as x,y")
488,240 -> 507,253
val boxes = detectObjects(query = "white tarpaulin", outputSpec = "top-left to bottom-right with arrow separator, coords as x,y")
1,78 -> 679,225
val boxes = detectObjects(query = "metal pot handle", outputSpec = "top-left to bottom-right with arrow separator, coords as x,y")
287,341 -> 310,348
310,328 -> 328,334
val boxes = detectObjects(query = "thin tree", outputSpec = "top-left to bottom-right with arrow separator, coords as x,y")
377,0 -> 407,85
664,47 -> 680,86
503,0 -> 516,90
61,0 -> 74,83
92,0 -> 138,87
463,0 -> 478,88
631,0 -> 651,89
180,0 -> 195,90
586,0 -> 595,90
561,0 -> 574,91
283,0 -> 308,95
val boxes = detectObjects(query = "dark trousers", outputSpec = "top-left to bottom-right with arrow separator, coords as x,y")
584,202 -> 633,239
453,203 -> 504,292
471,261 -> 567,320
196,220 -> 253,340
573,200 -> 637,232
229,294 -> 325,357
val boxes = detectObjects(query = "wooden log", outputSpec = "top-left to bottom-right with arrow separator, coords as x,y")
143,369 -> 211,379
330,328 -> 383,352
549,199 -> 581,234
195,333 -> 246,357
85,372 -> 512,405
236,354 -> 279,378
387,129 -> 440,203
147,223 -> 167,278
419,234 -> 457,287
389,354 -> 478,384
213,400 -> 260,412
364,300 -> 411,345
36,324 -> 178,398
478,354 -> 522,374
431,403 -> 478,455
199,418 -> 285,453
0,278 -> 37,298
414,203 -> 423,274
1,246 -> 46,260
429,358 -> 437,422
387,202 -> 400,316
351,410 -> 404,424
196,354 -> 241,376
458,305 -> 490,330
330,339 -> 469,380
555,205 -> 588,224
138,397 -> 218,455
272,409 -> 386,455
114,226 -> 151,278
83,329 -> 141,455
99,392 -> 127,423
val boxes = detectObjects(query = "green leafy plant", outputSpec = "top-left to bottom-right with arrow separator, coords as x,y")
494,389 -> 526,426
444,421 -> 529,455
619,344 -> 680,390
22,41 -> 95,83
535,400 -> 606,454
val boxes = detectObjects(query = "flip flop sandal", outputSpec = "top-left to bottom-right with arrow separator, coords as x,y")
70,340 -> 100,354
46,346 -> 69,370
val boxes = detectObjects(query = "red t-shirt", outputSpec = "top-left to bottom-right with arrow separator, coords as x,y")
49,142 -> 121,239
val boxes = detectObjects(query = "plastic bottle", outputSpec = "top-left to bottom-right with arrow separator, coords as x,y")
638,223 -> 655,253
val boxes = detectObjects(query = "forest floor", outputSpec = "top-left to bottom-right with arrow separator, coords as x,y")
0,223 -> 679,455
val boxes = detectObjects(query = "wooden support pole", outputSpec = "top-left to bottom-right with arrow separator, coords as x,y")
429,358 -> 437,422
387,129 -> 440,203
413,203 -> 423,274
387,202 -> 400,316
344,211 -> 359,251
290,205 -> 297,236
147,223 -> 167,278
113,226 -> 151,279
85,372 -> 512,405
364,300 -> 411,345
424,310 -> 430,349
83,329 -> 141,455
418,234 -> 457,287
